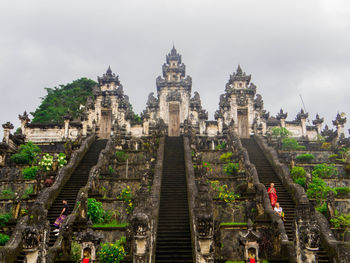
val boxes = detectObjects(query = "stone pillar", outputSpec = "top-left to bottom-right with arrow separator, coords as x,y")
312,114 -> 324,135
296,109 -> 308,138
2,122 -> 14,144
82,120 -> 88,137
217,117 -> 223,134
18,111 -> 30,136
64,116 -> 71,139
143,120 -> 149,136
332,113 -> 347,138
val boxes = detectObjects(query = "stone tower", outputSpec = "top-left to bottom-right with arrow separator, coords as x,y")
216,65 -> 264,138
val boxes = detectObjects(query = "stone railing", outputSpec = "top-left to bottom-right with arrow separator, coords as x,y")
45,136 -> 112,262
184,136 -> 214,263
228,132 -> 294,260
131,136 -> 164,263
254,134 -> 350,262
0,134 -> 95,263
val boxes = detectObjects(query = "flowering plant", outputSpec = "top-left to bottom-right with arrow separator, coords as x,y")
203,162 -> 213,173
38,153 -> 54,171
98,237 -> 127,263
210,180 -> 240,203
56,153 -> 67,168
118,186 -> 134,214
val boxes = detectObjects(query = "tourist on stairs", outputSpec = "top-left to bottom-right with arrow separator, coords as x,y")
53,200 -> 69,236
267,183 -> 277,208
274,202 -> 285,221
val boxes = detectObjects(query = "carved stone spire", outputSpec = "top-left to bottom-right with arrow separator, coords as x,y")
296,109 -> 309,121
276,109 -> 288,120
312,113 -> 324,125
97,66 -> 120,85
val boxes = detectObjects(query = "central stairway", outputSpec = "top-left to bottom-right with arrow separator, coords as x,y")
241,138 -> 331,262
155,136 -> 193,263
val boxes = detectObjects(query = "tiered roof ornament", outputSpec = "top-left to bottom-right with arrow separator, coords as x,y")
166,45 -> 182,64
332,113 -> 347,126
296,109 -> 309,121
312,114 -> 324,125
18,111 -> 30,122
276,109 -> 288,120
225,65 -> 256,94
97,66 -> 120,85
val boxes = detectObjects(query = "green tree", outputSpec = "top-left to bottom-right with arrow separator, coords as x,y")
31,78 -> 97,123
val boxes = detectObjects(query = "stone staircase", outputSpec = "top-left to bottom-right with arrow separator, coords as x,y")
155,136 -> 193,263
241,138 -> 331,262
14,139 -> 107,263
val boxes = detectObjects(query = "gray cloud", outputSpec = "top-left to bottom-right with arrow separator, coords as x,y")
0,0 -> 349,137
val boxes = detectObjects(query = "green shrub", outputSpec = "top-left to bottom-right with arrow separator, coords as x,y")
223,163 -> 239,176
334,187 -> 350,198
87,198 -> 105,224
315,202 -> 328,217
330,212 -> 350,229
22,166 -> 39,179
98,237 -> 127,263
295,177 -> 306,188
215,142 -> 226,150
295,154 -> 315,162
10,141 -> 41,165
71,240 -> 81,263
290,166 -> 306,181
203,162 -> 213,173
306,177 -> 334,203
328,154 -> 338,160
21,185 -> 34,199
321,142 -> 332,150
271,127 -> 291,138
312,163 -> 338,178
219,152 -> 233,163
0,212 -> 11,227
282,138 -> 305,151
108,165 -> 116,175
0,189 -> 15,199
0,233 -> 10,246
115,151 -> 128,162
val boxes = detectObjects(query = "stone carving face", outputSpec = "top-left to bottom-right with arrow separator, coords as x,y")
22,227 -> 39,249
236,94 -> 248,106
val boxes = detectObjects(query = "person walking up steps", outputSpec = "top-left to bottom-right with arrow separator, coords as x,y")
53,200 -> 69,236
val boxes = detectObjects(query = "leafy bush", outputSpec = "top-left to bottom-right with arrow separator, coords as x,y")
330,212 -> 350,228
328,154 -> 338,160
97,237 -> 127,263
312,163 -> 338,178
315,202 -> 328,217
71,240 -> 81,263
294,177 -> 306,188
22,166 -> 39,179
117,187 -> 134,214
115,151 -> 128,162
271,127 -> 291,138
21,185 -> 34,199
87,198 -> 105,224
210,181 -> 240,203
334,187 -> 350,198
57,153 -> 67,168
215,142 -> 226,150
0,212 -> 11,226
10,141 -> 41,165
0,233 -> 10,246
0,189 -> 15,199
223,163 -> 239,176
219,152 -> 233,163
38,153 -> 54,171
281,138 -> 305,151
306,177 -> 334,203
109,165 -> 116,175
295,154 -> 315,162
290,166 -> 306,181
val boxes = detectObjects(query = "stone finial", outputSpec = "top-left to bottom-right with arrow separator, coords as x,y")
276,109 -> 288,120
332,113 -> 347,126
312,113 -> 324,125
166,45 -> 182,64
63,115 -> 72,121
228,64 -> 251,84
97,66 -> 120,85
2,122 -> 14,130
296,108 -> 309,121
261,110 -> 270,120
18,111 -> 30,122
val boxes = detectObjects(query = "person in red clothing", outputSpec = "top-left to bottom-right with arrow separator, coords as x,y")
82,248 -> 91,263
267,183 -> 277,208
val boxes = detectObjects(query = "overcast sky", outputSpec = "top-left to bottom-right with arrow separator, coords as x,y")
0,0 -> 349,138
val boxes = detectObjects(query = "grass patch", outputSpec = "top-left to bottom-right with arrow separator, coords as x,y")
92,220 -> 128,228
220,222 -> 248,227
